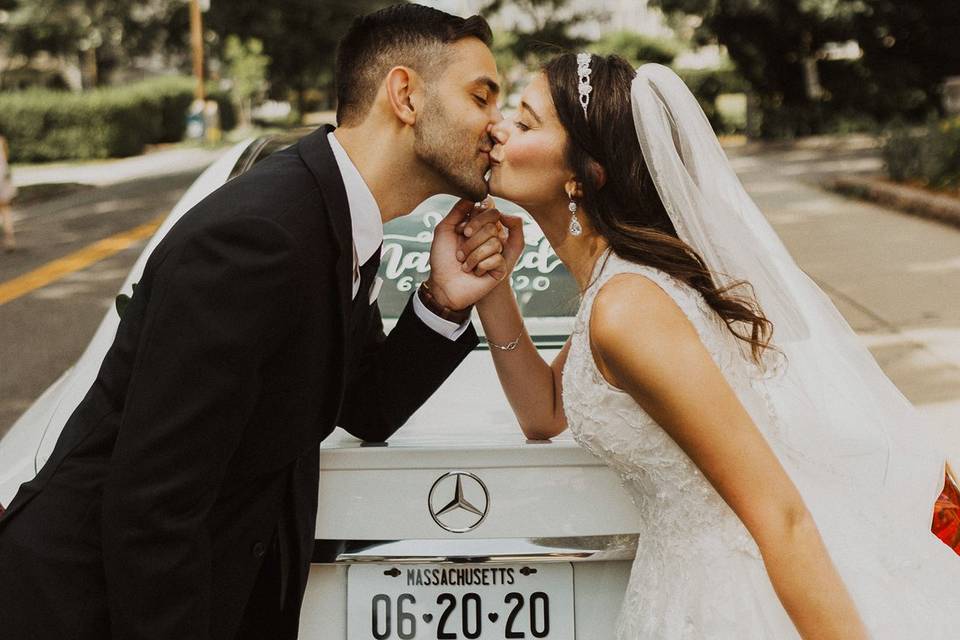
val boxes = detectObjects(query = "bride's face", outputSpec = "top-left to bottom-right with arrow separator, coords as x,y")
487,73 -> 571,213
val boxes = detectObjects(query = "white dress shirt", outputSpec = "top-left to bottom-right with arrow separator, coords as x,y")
326,132 -> 471,341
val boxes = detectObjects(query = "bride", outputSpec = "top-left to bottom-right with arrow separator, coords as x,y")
457,53 -> 960,638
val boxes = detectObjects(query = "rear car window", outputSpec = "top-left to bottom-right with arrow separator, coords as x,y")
379,195 -> 578,321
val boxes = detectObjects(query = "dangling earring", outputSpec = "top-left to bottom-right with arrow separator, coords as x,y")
568,197 -> 583,236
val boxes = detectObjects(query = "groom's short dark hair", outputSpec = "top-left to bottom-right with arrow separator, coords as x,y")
335,3 -> 493,126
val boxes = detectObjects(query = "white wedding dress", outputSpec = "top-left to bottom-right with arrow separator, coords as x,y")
562,251 -> 960,639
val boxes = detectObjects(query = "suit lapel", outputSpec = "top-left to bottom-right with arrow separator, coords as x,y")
297,125 -> 353,333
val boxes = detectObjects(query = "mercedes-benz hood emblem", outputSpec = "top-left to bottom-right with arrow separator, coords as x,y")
428,471 -> 490,533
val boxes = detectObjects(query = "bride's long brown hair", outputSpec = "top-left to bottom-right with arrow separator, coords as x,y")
544,53 -> 774,363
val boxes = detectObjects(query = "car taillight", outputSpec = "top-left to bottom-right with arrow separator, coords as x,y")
932,464 -> 960,555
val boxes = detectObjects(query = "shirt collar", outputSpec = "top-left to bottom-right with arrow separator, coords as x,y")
327,130 -> 383,265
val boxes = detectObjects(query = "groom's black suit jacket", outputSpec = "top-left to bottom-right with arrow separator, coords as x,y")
0,125 -> 478,639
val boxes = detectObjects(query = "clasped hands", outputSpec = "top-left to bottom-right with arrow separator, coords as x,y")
425,198 -> 524,312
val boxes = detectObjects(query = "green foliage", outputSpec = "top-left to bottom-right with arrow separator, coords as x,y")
678,68 -> 749,134
224,36 -> 270,104
882,118 -> 960,189
224,36 -> 271,127
206,0 -> 395,112
0,89 -> 149,161
593,31 -> 682,67
210,91 -> 238,134
0,0 -> 20,41
489,30 -> 521,100
881,125 -> 925,182
481,0 -> 598,64
716,93 -> 748,133
0,77 -> 233,162
922,120 -> 960,190
5,0 -> 413,116
651,0 -> 960,138
4,0 -> 190,88
490,30 -> 519,70
127,76 -> 196,143
679,67 -> 748,99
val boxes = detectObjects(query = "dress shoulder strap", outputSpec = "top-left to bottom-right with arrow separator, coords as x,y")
579,251 -> 713,333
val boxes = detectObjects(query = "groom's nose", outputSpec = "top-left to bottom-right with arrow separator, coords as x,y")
489,119 -> 510,145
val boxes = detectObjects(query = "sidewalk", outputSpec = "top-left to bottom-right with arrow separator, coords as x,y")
729,142 -> 960,465
11,145 -> 232,189
725,132 -> 882,155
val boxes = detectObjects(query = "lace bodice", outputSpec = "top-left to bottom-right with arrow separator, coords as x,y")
562,251 -> 765,561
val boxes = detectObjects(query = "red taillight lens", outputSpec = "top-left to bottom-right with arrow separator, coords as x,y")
932,465 -> 960,555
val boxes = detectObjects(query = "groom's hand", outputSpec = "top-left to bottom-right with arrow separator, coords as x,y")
426,198 -> 522,311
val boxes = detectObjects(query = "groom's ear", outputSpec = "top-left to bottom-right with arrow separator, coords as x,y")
384,66 -> 421,126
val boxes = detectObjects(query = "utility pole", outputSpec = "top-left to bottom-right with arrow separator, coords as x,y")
189,0 -> 206,102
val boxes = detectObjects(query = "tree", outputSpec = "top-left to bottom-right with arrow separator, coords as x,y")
481,0 -> 601,66
845,1 -> 960,115
223,36 -> 270,128
592,31 -> 683,67
0,0 -> 19,30
650,0 -> 960,136
3,0 -> 190,89
206,0 -> 395,114
487,29 -> 522,105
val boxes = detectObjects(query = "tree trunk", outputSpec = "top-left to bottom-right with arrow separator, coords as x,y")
295,88 -> 306,124
81,47 -> 98,89
800,31 -> 823,101
802,57 -> 824,100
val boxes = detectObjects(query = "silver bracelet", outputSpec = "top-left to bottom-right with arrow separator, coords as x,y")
487,330 -> 523,351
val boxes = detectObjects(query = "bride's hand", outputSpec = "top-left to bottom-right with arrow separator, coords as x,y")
456,199 -> 525,281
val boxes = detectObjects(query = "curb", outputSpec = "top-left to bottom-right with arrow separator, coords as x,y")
731,133 -> 881,154
11,145 -> 230,190
825,175 -> 960,229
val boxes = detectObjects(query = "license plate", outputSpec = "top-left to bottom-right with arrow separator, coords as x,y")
347,563 -> 574,639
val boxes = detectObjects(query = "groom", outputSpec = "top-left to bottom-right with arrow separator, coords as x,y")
0,5 -> 516,640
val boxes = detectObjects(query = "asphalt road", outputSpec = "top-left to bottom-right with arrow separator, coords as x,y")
1,137 -> 958,456
0,170 -> 208,435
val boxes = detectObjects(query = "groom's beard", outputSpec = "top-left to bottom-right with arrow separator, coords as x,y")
414,98 -> 488,201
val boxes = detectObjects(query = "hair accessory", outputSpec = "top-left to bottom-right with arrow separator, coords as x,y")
576,52 -> 592,118
568,197 -> 583,236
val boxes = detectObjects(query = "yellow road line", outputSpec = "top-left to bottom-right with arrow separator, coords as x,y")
0,214 -> 165,306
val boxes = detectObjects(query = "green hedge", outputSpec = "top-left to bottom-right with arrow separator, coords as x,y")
739,59 -> 939,140
882,117 -> 960,189
128,76 -> 196,143
0,77 -> 235,162
678,68 -> 749,135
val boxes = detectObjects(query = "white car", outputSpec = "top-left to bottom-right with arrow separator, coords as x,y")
0,131 -> 639,639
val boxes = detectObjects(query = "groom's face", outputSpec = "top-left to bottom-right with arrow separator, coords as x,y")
413,37 -> 501,201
